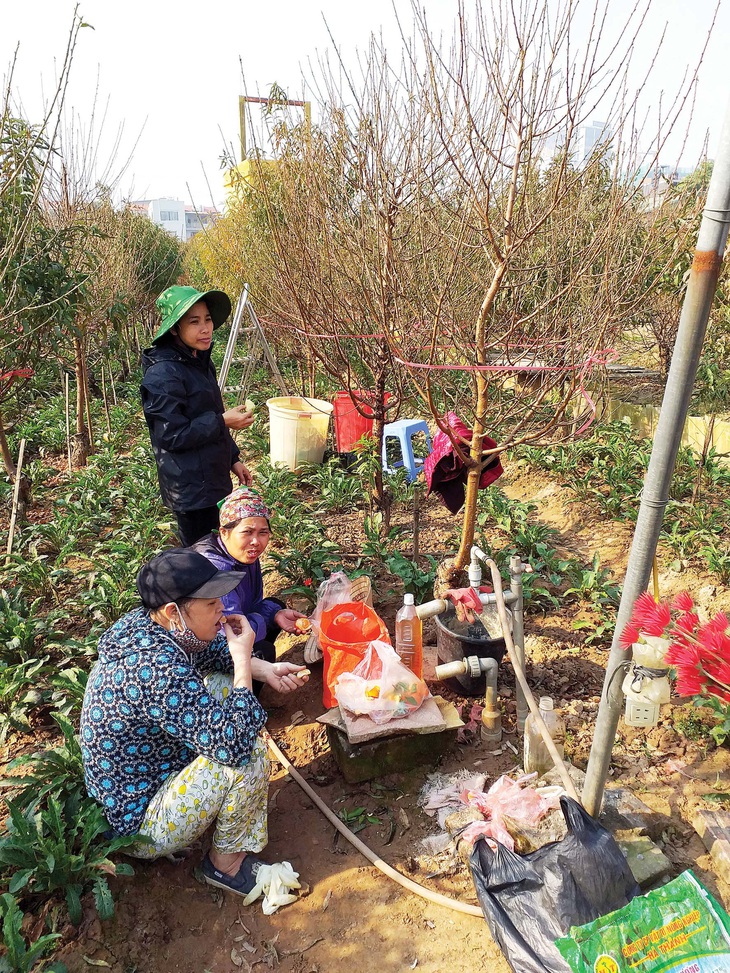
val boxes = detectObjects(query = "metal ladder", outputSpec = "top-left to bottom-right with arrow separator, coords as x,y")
218,284 -> 288,402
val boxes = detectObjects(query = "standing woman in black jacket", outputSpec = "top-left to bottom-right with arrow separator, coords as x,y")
141,286 -> 254,547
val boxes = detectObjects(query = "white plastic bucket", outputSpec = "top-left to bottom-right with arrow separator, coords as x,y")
266,396 -> 333,470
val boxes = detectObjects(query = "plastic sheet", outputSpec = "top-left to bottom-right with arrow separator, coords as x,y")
460,774 -> 560,851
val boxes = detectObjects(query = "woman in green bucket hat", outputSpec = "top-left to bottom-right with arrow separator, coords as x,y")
141,286 -> 255,546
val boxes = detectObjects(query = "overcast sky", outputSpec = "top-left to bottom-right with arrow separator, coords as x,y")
2,0 -> 729,208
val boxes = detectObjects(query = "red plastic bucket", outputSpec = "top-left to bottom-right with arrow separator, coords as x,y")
319,601 -> 391,708
332,390 -> 390,453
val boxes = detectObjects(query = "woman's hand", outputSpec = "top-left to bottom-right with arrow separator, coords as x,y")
223,405 -> 255,431
251,660 -> 309,694
223,616 -> 255,690
274,608 -> 307,633
231,460 -> 253,486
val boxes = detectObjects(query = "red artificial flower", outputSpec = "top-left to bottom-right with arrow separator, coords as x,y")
666,642 -> 705,696
705,658 -> 730,688
706,684 -> 730,704
632,591 -> 672,636
619,619 -> 641,649
672,591 -> 694,612
620,591 -> 671,647
303,578 -> 312,587
622,593 -> 730,708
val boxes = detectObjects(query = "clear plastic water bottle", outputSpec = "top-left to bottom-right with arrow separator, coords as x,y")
395,593 -> 423,678
523,697 -> 565,776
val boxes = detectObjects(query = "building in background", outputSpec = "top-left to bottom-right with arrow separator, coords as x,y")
539,118 -> 613,168
128,198 -> 218,242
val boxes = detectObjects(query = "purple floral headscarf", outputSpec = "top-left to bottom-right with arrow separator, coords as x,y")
219,487 -> 271,528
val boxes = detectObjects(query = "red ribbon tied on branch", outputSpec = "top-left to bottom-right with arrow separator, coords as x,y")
0,367 -> 34,403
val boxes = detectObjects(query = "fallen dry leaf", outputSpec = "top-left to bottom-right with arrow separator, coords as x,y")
322,889 -> 332,911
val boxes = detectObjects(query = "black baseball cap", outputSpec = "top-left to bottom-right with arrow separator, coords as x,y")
136,549 -> 243,609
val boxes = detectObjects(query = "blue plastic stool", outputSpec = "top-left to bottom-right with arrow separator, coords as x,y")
382,419 -> 432,482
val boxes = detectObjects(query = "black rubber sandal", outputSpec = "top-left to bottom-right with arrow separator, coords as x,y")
201,853 -> 264,896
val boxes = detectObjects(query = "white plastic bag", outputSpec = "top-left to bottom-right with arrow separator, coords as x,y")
335,639 -> 430,724
309,571 -> 352,637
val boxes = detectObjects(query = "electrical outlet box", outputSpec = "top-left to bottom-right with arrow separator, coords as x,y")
624,698 -> 660,727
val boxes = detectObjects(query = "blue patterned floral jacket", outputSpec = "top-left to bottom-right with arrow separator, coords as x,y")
80,607 -> 267,835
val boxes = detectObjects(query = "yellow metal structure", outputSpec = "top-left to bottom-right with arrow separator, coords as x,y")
225,95 -> 311,204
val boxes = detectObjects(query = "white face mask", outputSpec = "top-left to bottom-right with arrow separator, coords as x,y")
170,603 -> 213,653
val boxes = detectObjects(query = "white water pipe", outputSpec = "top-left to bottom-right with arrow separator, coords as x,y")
416,589 -> 517,621
484,558 -> 581,804
264,730 -> 484,917
434,655 -> 502,743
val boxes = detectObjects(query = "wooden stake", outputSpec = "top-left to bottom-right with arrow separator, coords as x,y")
101,366 -> 112,437
109,366 -> 118,406
6,438 -> 26,558
65,372 -> 72,472
82,351 -> 95,456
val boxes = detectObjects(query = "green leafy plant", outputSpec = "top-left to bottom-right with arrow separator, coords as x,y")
0,589 -> 56,664
384,551 -> 438,602
49,667 -> 88,719
564,553 -> 621,609
696,696 -> 730,747
0,892 -> 64,973
267,539 -> 346,605
254,458 -> 299,511
0,797 -> 137,925
0,658 -> 49,742
699,544 -> 730,584
298,457 -> 364,513
361,513 -> 405,562
1,714 -> 86,813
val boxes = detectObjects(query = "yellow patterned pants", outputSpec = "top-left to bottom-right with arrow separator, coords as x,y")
128,674 -> 270,859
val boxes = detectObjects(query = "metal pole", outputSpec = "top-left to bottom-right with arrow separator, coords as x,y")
583,100 -> 730,817
218,286 -> 249,392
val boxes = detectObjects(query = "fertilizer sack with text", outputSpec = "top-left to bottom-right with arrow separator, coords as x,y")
556,870 -> 730,973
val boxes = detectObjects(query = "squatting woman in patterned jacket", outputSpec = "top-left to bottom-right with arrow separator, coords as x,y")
80,549 -> 309,897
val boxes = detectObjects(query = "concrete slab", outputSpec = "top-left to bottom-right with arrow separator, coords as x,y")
615,829 -> 673,888
691,809 -> 730,886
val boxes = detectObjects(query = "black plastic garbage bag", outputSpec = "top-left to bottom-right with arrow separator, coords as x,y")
469,796 -> 640,973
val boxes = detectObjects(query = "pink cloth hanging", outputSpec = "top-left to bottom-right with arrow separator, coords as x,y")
423,411 -> 503,514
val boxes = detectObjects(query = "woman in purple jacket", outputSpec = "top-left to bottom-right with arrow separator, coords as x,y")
192,488 -> 306,693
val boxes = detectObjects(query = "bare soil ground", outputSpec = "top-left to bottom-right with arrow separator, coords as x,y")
29,462 -> 730,972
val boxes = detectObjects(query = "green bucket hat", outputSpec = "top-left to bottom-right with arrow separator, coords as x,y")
152,286 -> 232,343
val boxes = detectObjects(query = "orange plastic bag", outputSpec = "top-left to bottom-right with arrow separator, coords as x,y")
319,602 -> 390,708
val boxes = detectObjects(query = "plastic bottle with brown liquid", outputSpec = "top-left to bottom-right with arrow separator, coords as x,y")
395,593 -> 423,678
523,697 -> 565,777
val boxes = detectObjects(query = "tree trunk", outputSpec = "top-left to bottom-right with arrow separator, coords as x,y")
0,423 -> 31,520
0,408 -> 16,477
370,371 -> 391,532
72,334 -> 90,466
